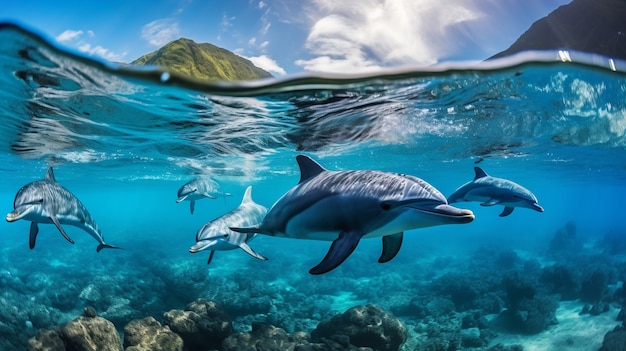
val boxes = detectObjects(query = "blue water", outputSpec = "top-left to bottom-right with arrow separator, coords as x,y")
1,22 -> 626,350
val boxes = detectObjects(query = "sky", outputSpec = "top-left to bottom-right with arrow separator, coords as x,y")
1,0 -> 572,76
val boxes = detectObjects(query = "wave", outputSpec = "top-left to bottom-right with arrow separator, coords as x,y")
1,21 -> 626,181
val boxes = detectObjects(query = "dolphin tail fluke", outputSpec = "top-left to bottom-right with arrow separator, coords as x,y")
29,222 -> 39,249
239,242 -> 268,261
378,232 -> 403,263
50,216 -> 75,244
309,230 -> 361,275
97,243 -> 122,252
499,206 -> 515,217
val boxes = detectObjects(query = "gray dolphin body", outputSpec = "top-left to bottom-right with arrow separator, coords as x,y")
189,186 -> 268,264
447,167 -> 544,217
231,155 -> 475,274
5,168 -> 120,252
176,177 -> 231,214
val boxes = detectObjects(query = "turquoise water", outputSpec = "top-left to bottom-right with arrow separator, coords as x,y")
1,22 -> 626,350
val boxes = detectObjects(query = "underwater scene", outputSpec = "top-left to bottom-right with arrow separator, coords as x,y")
1,22 -> 626,351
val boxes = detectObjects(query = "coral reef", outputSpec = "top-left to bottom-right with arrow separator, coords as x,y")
311,304 -> 407,351
162,298 -> 233,351
28,307 -> 122,351
123,316 -> 183,351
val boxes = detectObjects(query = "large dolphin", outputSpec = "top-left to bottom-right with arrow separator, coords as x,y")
5,167 -> 120,252
447,166 -> 544,217
176,177 -> 231,214
231,155 -> 475,275
189,186 -> 268,264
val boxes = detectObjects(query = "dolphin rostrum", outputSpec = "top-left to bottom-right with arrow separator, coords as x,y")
189,186 -> 268,264
231,155 -> 474,275
176,177 -> 231,214
447,166 -> 544,217
5,167 -> 120,252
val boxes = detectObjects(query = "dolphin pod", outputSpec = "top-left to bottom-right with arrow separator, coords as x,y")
189,186 -> 268,264
6,157 -> 543,274
5,167 -> 120,252
231,155 -> 475,275
447,166 -> 544,217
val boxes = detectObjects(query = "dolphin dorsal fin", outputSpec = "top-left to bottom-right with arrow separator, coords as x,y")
473,167 -> 489,180
45,167 -> 56,182
296,155 -> 326,184
241,186 -> 253,205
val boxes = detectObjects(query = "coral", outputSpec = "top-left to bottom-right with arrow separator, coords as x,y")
123,316 -> 183,351
61,307 -> 122,351
498,293 -> 559,334
499,272 -> 559,334
581,268 -> 610,303
547,220 -> 582,258
162,298 -> 233,351
430,273 -> 482,311
539,264 -> 581,300
222,323 -> 297,351
599,324 -> 626,351
311,304 -> 406,351
27,329 -> 65,351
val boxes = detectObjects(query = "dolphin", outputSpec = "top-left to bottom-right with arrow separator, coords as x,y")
189,186 -> 268,264
447,166 -> 544,217
5,167 -> 120,252
176,177 -> 231,214
231,155 -> 474,275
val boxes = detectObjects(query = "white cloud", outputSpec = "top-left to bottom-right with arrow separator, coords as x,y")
141,18 -> 181,46
246,55 -> 286,76
56,29 -> 83,42
78,43 -> 127,62
296,0 -> 483,72
258,1 -> 267,9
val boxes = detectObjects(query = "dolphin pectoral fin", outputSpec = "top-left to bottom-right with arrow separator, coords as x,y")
309,231 -> 362,275
49,216 -> 75,244
207,251 -> 215,265
190,201 -> 195,214
239,242 -> 269,261
378,232 -> 403,263
480,199 -> 500,207
96,243 -> 122,252
29,222 -> 39,249
499,206 -> 515,217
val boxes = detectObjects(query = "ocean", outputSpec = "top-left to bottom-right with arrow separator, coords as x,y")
1,22 -> 625,350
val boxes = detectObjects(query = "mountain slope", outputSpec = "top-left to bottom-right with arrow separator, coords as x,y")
132,38 -> 273,81
490,0 -> 626,60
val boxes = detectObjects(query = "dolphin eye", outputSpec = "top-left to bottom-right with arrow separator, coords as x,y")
223,234 -> 229,238
380,202 -> 391,211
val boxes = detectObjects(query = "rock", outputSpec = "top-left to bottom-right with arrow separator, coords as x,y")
222,323 -> 296,351
599,324 -> 626,351
27,329 -> 65,351
311,304 -> 407,351
123,316 -> 183,351
460,327 -> 484,348
61,308 -> 122,351
163,298 -> 232,350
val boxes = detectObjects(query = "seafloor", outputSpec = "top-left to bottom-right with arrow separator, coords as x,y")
1,219 -> 625,350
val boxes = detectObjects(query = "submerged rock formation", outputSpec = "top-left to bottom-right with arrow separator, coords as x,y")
162,298 -> 233,351
28,307 -> 122,351
311,304 -> 407,351
123,316 -> 183,351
